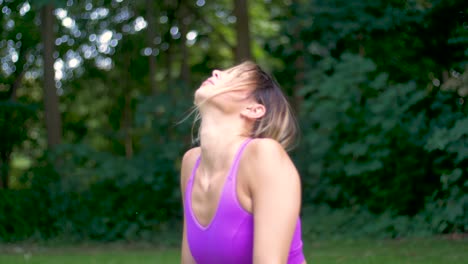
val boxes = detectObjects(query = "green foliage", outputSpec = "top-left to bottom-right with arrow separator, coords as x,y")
424,115 -> 468,233
299,54 -> 428,213
302,204 -> 434,239
0,101 -> 37,187
0,157 -> 57,241
1,0 -> 467,242
266,0 -> 467,233
426,116 -> 468,162
0,101 -> 36,156
423,170 -> 468,233
0,94 -> 191,242
29,0 -> 67,8
297,53 -> 467,233
0,188 -> 53,241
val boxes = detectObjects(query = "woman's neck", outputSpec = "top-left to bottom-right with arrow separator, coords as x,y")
198,115 -> 249,176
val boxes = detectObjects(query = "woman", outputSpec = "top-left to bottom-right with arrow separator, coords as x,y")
180,61 -> 306,264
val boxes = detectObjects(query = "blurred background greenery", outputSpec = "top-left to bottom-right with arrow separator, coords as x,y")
0,0 -> 467,247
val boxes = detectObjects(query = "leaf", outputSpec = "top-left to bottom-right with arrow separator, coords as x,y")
343,160 -> 383,177
426,116 -> 468,152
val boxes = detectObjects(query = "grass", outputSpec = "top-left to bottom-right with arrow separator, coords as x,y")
0,238 -> 466,264
306,238 -> 467,264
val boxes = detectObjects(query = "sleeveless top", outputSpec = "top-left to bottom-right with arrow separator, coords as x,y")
184,138 -> 305,264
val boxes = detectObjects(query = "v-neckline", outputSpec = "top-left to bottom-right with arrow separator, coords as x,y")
188,138 -> 250,230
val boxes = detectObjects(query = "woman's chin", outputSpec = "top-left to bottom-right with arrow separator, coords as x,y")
194,91 -> 207,106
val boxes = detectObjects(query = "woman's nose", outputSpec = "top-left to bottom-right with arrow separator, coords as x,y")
212,69 -> 221,78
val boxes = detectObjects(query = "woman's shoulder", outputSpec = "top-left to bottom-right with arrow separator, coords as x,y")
182,147 -> 201,164
241,138 -> 296,177
241,137 -> 300,196
244,138 -> 289,161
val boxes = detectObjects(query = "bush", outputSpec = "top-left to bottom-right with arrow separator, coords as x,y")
301,204 -> 434,240
0,94 -> 190,242
296,54 -> 467,232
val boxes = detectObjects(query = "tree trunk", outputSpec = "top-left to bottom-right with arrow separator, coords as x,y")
164,0 -> 177,90
291,0 -> 304,112
357,33 -> 366,56
146,0 -> 158,95
41,4 -> 62,148
165,41 -> 173,91
292,38 -> 304,112
234,0 -> 252,62
123,92 -> 133,159
10,48 -> 31,101
10,70 -> 25,101
179,5 -> 190,85
0,153 -> 11,189
121,53 -> 133,159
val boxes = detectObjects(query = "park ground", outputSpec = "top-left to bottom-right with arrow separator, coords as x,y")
0,237 -> 467,264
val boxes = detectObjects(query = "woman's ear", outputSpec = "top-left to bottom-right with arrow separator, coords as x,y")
241,103 -> 266,119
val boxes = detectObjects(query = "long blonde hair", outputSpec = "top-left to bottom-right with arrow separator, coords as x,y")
190,61 -> 298,151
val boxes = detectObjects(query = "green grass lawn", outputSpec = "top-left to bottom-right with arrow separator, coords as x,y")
0,238 -> 466,264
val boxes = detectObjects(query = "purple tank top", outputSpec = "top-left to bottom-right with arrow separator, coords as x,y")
184,138 -> 305,264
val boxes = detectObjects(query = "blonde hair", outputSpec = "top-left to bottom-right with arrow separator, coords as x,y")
190,61 -> 298,151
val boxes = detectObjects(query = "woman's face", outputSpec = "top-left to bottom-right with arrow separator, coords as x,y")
197,69 -> 235,93
194,67 -> 252,105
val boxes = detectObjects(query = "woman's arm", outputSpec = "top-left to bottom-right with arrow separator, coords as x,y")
245,139 -> 302,264
181,219 -> 195,264
180,148 -> 200,264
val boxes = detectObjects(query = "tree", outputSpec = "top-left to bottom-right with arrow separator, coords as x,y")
178,4 -> 191,85
146,0 -> 158,94
281,0 -> 468,217
234,0 -> 252,62
0,1 -> 41,188
0,102 -> 35,189
41,4 -> 62,148
291,0 -> 305,111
